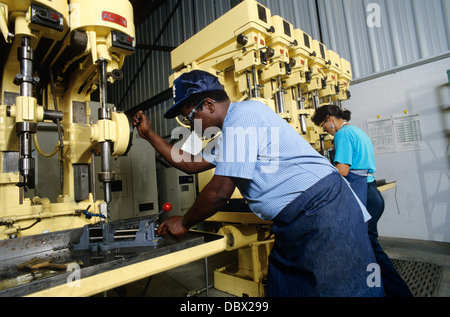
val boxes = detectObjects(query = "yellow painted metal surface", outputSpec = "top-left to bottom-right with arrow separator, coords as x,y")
206,212 -> 272,225
0,0 -> 136,239
214,239 -> 273,297
378,182 -> 396,192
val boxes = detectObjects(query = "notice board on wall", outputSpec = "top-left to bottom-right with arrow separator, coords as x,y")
367,113 -> 424,153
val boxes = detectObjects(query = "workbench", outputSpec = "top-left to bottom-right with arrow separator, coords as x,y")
0,225 -> 226,297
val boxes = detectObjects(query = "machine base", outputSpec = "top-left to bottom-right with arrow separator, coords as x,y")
213,239 -> 273,297
214,265 -> 266,297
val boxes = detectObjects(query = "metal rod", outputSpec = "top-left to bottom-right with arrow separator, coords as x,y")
97,59 -> 113,219
18,37 -> 33,97
251,67 -> 260,98
319,134 -> 326,156
113,235 -> 137,239
16,37 -> 36,192
115,229 -> 139,233
90,151 -> 96,202
296,85 -> 307,135
246,71 -> 252,99
99,62 -> 110,182
312,91 -> 320,110
275,76 -> 285,113
101,142 -> 112,204
100,59 -> 108,109
49,70 -> 64,191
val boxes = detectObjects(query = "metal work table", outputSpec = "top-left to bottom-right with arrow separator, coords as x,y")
0,224 -> 226,297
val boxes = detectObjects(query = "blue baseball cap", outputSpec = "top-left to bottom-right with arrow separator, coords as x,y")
164,70 -> 223,119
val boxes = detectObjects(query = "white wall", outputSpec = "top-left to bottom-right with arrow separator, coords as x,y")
346,56 -> 450,243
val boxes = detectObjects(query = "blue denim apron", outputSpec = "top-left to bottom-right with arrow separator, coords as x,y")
267,172 -> 384,297
345,171 -> 368,206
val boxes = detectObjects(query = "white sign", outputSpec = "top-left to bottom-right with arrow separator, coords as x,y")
367,117 -> 396,153
367,113 -> 424,153
392,113 -> 424,151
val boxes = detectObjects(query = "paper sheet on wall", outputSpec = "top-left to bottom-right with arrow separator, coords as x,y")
367,118 -> 396,153
392,113 -> 424,151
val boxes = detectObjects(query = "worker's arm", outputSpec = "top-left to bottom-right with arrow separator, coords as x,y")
157,175 -> 236,237
132,111 -> 214,174
335,163 -> 350,177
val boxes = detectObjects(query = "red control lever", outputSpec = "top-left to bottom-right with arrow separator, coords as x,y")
147,203 -> 172,224
162,203 -> 172,212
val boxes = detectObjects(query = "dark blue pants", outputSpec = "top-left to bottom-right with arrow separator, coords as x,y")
366,181 -> 413,297
267,172 -> 384,297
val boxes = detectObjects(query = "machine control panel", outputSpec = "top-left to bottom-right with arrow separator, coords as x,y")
111,30 -> 135,52
31,4 -> 64,32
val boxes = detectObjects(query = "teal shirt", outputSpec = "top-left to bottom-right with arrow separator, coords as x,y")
333,125 -> 376,183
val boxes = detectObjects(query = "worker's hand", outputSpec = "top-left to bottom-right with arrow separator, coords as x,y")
132,110 -> 153,140
157,216 -> 189,238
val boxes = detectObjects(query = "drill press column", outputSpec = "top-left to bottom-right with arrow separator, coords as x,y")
15,37 -> 36,190
97,59 -> 115,220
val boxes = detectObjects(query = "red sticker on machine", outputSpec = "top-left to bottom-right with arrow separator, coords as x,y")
102,11 -> 127,27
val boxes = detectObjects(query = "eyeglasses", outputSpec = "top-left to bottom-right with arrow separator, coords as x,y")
320,116 -> 329,128
183,99 -> 205,125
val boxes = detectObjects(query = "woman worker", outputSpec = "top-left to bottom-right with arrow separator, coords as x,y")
312,105 -> 413,297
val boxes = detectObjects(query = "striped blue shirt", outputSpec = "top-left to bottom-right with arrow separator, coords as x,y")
203,101 -> 336,220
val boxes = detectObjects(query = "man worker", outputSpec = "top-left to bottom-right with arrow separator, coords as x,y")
132,70 -> 383,297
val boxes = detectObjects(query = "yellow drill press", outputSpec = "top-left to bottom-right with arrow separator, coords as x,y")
0,0 -> 136,240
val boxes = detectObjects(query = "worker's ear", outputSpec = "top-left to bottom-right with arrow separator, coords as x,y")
204,98 -> 216,114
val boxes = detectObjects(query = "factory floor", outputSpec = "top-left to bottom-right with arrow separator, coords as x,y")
99,236 -> 450,298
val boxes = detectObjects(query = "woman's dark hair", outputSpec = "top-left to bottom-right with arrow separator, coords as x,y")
311,104 -> 352,126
